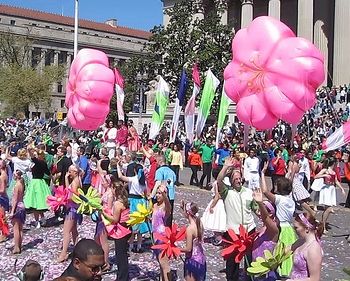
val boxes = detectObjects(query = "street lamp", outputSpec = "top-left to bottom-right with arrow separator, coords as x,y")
136,72 -> 148,132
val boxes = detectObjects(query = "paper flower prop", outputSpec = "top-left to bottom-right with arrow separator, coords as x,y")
46,185 -> 69,212
247,242 -> 292,277
65,48 -> 115,130
71,186 -> 102,215
126,201 -> 153,226
222,225 -> 258,263
224,16 -> 325,130
0,213 -> 9,237
151,223 -> 186,259
42,134 -> 53,146
102,207 -> 131,239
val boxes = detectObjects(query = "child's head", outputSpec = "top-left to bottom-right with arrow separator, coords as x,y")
20,260 -> 43,281
276,177 -> 292,195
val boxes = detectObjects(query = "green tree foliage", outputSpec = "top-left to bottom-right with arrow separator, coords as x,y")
0,31 -> 65,117
121,0 -> 233,115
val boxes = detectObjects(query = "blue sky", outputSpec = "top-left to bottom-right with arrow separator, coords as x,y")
0,0 -> 163,31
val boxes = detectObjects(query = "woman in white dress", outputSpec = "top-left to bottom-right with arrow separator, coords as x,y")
314,157 -> 345,230
201,170 -> 226,245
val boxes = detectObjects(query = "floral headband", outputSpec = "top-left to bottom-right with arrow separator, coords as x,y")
185,202 -> 199,218
298,213 -> 315,230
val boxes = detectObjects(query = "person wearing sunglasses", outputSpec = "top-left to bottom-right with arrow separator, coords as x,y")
60,239 -> 104,281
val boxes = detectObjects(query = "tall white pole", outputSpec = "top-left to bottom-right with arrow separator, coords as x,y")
74,0 -> 79,58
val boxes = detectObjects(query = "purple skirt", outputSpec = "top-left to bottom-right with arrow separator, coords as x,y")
0,194 -> 9,212
184,258 -> 206,281
66,208 -> 83,225
12,202 -> 26,224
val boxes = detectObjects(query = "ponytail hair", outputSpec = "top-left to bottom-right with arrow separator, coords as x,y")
135,164 -> 145,186
185,202 -> 203,241
296,212 -> 324,240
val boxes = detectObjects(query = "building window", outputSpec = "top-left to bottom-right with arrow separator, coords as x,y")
31,48 -> 41,68
45,50 -> 54,66
60,100 -> 65,108
57,83 -> 63,93
10,20 -> 15,25
58,51 -> 67,65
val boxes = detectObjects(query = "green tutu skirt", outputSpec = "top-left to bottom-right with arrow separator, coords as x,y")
278,223 -> 297,277
24,179 -> 52,210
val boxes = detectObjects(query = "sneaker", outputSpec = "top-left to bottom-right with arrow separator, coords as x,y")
35,221 -> 41,229
212,238 -> 222,246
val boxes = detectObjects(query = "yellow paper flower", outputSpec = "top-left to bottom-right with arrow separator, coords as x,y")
127,201 -> 153,226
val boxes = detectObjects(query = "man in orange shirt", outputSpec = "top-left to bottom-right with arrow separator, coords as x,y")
188,147 -> 202,186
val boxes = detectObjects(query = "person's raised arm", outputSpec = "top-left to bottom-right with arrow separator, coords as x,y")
314,168 -> 327,179
261,162 -> 276,203
217,157 -> 235,193
252,188 -> 279,237
141,146 -> 152,159
116,162 -> 130,183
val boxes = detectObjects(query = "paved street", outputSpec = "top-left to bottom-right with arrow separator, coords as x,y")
1,168 -> 350,280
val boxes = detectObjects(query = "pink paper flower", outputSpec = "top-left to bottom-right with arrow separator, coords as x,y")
224,16 -> 325,130
46,185 -> 69,212
66,48 -> 115,131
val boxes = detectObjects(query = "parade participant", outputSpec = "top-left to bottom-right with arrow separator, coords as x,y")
215,142 -> 230,173
104,120 -> 118,159
252,188 -> 279,280
116,120 -> 129,152
314,157 -> 345,231
287,213 -> 323,281
75,146 -> 92,194
153,155 -> 176,227
24,148 -> 51,228
10,170 -> 25,254
52,146 -> 73,187
57,165 -> 83,263
287,154 -> 315,216
117,162 -> 147,253
127,120 -> 141,152
199,138 -> 215,189
94,172 -> 113,270
152,185 -> 171,281
169,144 -> 183,186
0,160 -> 9,242
60,239 -> 104,281
243,148 -> 261,189
298,151 -> 311,190
6,147 -> 31,200
142,145 -> 157,196
261,163 -> 297,277
271,148 -> 286,193
201,169 -> 226,246
180,201 -> 206,281
188,147 -> 202,186
102,180 -> 131,281
217,157 -> 256,281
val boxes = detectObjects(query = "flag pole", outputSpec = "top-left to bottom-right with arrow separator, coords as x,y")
74,0 -> 79,57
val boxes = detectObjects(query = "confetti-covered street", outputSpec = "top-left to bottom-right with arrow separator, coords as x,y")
1,175 -> 350,280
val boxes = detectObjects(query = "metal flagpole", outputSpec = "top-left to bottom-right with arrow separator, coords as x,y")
74,0 -> 79,57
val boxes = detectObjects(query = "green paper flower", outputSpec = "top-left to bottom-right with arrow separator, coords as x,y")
247,242 -> 292,277
72,186 -> 102,215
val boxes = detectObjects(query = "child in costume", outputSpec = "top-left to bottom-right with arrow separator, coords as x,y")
261,162 -> 297,277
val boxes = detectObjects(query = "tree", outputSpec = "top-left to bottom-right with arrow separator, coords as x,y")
0,30 -> 65,117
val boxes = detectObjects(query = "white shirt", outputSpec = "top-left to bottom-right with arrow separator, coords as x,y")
128,175 -> 146,196
243,156 -> 260,181
221,185 -> 256,234
299,157 -> 310,181
104,128 -> 117,148
275,194 -> 295,224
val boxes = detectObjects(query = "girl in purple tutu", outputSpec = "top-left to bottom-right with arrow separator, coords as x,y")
9,170 -> 26,254
180,201 -> 206,281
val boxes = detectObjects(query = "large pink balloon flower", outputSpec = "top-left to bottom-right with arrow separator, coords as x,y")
224,16 -> 325,130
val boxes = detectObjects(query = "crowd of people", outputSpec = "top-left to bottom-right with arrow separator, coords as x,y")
0,85 -> 350,281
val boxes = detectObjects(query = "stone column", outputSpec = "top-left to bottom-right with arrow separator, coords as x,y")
40,48 -> 47,71
241,0 -> 253,29
268,0 -> 280,20
53,50 -> 60,92
67,52 -> 73,74
333,0 -> 350,85
297,0 -> 314,41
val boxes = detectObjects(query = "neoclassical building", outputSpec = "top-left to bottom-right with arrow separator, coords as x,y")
0,4 -> 151,118
162,0 -> 350,86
